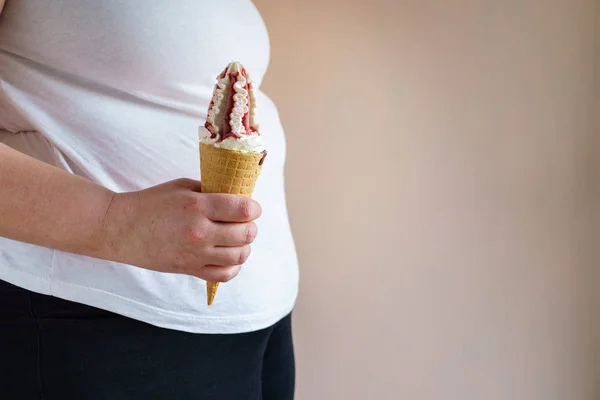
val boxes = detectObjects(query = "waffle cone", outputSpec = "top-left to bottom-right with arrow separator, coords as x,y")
199,142 -> 266,305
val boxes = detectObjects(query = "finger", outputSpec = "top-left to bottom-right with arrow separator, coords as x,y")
203,194 -> 261,222
198,265 -> 242,283
210,222 -> 257,247
204,245 -> 251,266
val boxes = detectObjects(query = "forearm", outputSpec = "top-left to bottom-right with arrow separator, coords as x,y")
0,143 -> 116,257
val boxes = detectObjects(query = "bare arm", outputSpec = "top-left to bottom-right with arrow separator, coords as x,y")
0,143 -> 116,257
0,0 -> 5,16
0,143 -> 262,283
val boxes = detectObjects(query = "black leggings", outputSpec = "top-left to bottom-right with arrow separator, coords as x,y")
0,280 -> 295,400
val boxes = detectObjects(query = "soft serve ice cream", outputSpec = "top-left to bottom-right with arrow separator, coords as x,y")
200,61 -> 265,154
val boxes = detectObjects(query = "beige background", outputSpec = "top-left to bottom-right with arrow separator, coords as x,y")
593,0 -> 600,397
254,1 -> 598,399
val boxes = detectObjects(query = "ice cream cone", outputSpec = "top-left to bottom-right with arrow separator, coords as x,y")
199,142 -> 266,305
199,61 -> 266,305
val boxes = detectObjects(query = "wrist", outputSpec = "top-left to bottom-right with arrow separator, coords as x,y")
87,190 -> 137,264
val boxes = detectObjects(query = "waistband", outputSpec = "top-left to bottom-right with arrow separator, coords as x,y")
0,279 -> 119,320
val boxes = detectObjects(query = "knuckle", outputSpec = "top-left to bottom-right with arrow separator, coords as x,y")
220,267 -> 240,282
239,199 -> 253,220
254,201 -> 262,218
221,247 -> 249,266
238,245 -> 251,264
224,250 -> 239,266
245,223 -> 258,244
210,194 -> 234,216
197,195 -> 214,217
181,193 -> 202,213
187,225 -> 208,243
218,194 -> 236,209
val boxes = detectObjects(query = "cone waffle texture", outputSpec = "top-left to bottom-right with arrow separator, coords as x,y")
199,142 -> 265,305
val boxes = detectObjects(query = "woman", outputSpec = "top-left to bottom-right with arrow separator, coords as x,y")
0,1 -> 299,398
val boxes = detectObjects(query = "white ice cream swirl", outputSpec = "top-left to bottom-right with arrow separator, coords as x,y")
205,77 -> 228,134
204,61 -> 261,145
230,78 -> 250,135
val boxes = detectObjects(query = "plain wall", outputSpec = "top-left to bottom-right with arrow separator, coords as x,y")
593,0 -> 600,388
254,1 -> 598,399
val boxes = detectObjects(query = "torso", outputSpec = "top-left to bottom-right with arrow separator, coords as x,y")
0,0 -> 299,334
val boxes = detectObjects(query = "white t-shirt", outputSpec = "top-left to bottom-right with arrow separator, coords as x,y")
0,0 -> 299,334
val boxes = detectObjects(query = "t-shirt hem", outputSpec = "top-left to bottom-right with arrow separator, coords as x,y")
0,266 -> 298,334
